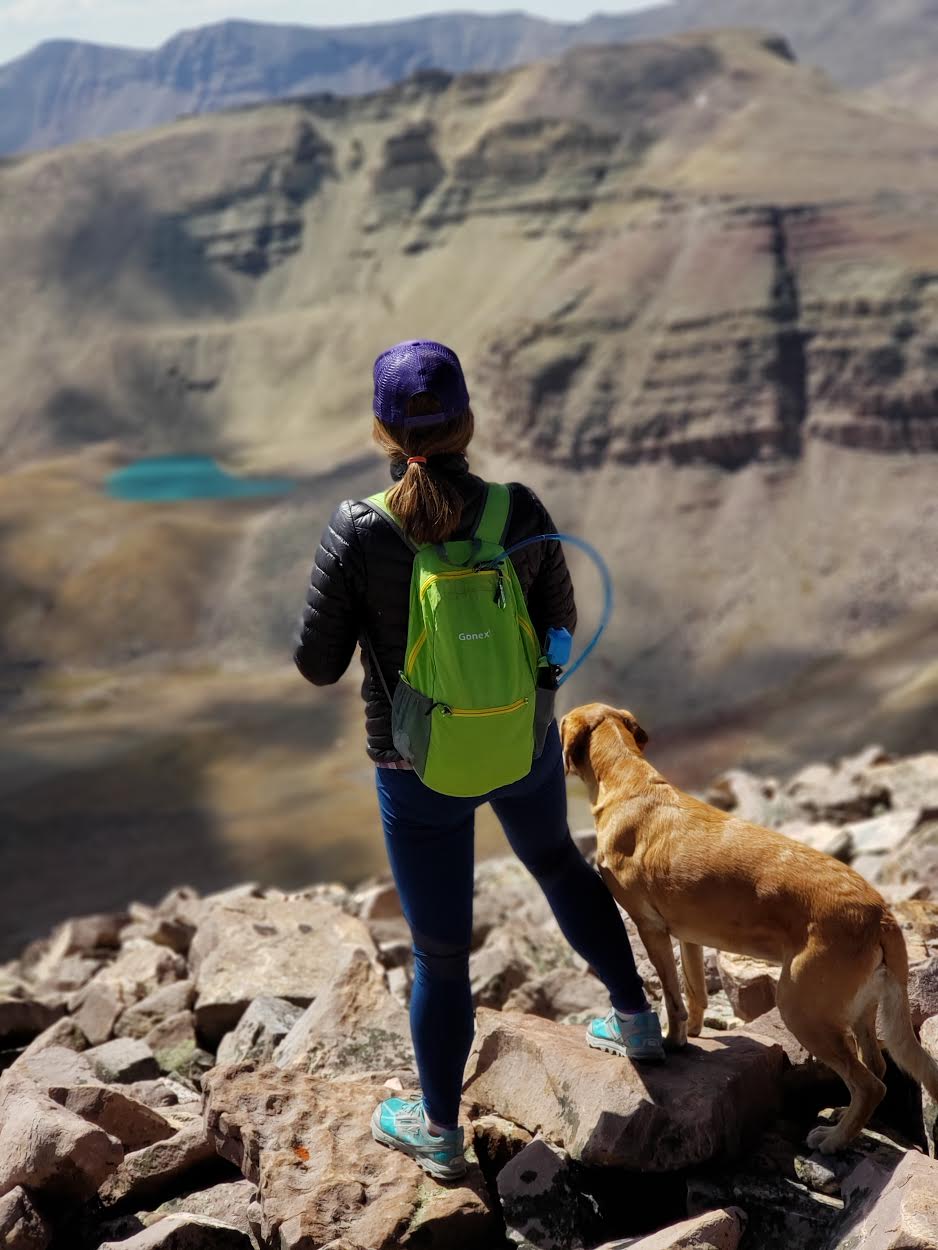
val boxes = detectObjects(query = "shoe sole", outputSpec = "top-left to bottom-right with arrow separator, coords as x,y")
370,1110 -> 468,1182
586,1030 -> 666,1064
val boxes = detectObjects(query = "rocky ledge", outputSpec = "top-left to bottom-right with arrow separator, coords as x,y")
1,746 -> 937,1250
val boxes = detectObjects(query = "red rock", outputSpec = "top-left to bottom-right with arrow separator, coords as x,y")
204,1063 -> 497,1250
0,1068 -> 122,1201
188,896 -> 378,1044
462,1009 -> 785,1170
48,1084 -> 175,1151
595,1207 -> 746,1249
830,1150 -> 938,1249
98,1120 -> 216,1209
716,952 -> 780,1022
0,1186 -> 52,1250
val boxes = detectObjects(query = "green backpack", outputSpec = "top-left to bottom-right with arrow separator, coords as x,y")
362,483 -> 552,798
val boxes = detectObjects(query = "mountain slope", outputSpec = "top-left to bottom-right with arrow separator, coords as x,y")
2,31 -> 936,708
4,1 -> 938,156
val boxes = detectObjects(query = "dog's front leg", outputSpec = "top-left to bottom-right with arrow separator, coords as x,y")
636,920 -> 688,1049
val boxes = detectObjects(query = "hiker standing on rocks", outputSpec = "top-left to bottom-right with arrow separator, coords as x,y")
294,340 -> 662,1180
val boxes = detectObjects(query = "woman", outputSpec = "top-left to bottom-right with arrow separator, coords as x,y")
294,339 -> 662,1182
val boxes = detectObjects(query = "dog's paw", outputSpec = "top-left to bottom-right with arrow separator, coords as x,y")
806,1125 -> 848,1155
686,1014 -> 704,1038
663,1027 -> 688,1051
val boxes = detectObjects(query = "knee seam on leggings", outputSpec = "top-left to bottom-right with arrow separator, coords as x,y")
412,928 -> 470,982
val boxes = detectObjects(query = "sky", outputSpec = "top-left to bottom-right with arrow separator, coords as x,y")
0,0 -> 661,64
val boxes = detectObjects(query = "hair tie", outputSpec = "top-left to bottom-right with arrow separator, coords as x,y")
407,456 -> 428,466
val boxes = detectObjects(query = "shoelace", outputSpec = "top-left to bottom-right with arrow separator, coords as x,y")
395,1100 -> 438,1137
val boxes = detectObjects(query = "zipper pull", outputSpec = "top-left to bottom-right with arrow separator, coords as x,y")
494,569 -> 507,609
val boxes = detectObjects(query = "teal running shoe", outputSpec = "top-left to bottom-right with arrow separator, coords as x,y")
370,1097 -> 467,1181
587,1007 -> 666,1062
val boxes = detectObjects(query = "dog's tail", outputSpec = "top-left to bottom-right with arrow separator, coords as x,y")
877,914 -> 938,1100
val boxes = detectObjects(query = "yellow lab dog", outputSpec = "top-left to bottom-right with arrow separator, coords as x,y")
561,702 -> 938,1153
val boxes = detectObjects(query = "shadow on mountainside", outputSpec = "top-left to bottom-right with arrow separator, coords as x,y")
0,677 -> 349,961
46,184 -> 238,321
0,734 -> 233,961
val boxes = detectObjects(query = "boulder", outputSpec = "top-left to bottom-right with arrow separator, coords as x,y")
146,1011 -> 199,1062
687,1170 -> 840,1250
472,1114 -> 534,1177
503,967 -> 604,1023
87,1037 -> 160,1083
0,997 -> 65,1047
784,758 -> 890,824
143,1012 -> 214,1084
716,953 -> 780,1022
98,1120 -> 217,1208
124,1077 -> 202,1110
472,858 -> 556,948
846,810 -> 926,857
188,895 -> 377,1043
217,997 -> 305,1066
0,1186 -> 52,1250
705,769 -> 797,826
143,1178 -> 257,1233
497,1137 -> 601,1249
21,912 -> 129,983
471,923 -> 576,1010
353,882 -> 403,921
0,1068 -> 123,1201
877,813 -> 938,902
32,954 -> 105,995
470,927 -> 539,1010
116,981 -> 196,1040
775,821 -> 852,861
11,1043 -> 100,1090
595,1207 -> 746,1250
14,1014 -> 88,1059
463,1010 -> 786,1170
98,1215 -> 252,1249
892,901 -> 938,1027
922,1016 -> 937,1158
70,942 -> 187,1045
273,947 -> 413,1080
48,1084 -> 175,1151
829,1150 -> 938,1249
858,754 -> 938,813
120,915 -> 197,957
204,1063 -> 498,1250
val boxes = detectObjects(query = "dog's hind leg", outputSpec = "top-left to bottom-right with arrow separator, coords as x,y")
636,921 -> 688,1049
680,941 -> 707,1037
853,1000 -> 886,1080
776,953 -> 886,1154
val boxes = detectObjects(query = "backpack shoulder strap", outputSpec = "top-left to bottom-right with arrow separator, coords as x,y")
472,483 -> 511,548
360,491 -> 419,554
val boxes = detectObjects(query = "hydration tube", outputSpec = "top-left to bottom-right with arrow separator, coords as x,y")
487,533 -> 614,687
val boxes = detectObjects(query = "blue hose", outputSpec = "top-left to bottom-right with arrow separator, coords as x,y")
488,533 -> 614,686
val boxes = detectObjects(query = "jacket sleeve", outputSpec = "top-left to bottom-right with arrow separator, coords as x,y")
293,501 -> 363,686
522,489 -> 578,642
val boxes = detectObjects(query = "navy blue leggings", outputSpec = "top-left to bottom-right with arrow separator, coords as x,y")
375,722 -> 648,1128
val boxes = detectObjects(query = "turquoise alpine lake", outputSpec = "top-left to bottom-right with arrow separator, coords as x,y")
106,456 -> 296,502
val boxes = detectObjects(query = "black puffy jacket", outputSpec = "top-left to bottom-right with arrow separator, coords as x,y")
293,455 -> 577,763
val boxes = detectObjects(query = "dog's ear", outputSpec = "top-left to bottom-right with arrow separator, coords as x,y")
618,709 -> 649,750
560,709 -> 598,776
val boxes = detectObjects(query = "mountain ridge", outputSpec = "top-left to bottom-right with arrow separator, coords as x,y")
4,1 -> 938,155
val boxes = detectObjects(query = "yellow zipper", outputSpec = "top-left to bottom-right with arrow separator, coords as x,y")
442,697 -> 530,718
405,630 -> 428,675
419,569 -> 496,603
518,616 -> 537,649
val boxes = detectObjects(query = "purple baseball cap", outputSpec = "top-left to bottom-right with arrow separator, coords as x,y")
373,339 -> 470,427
